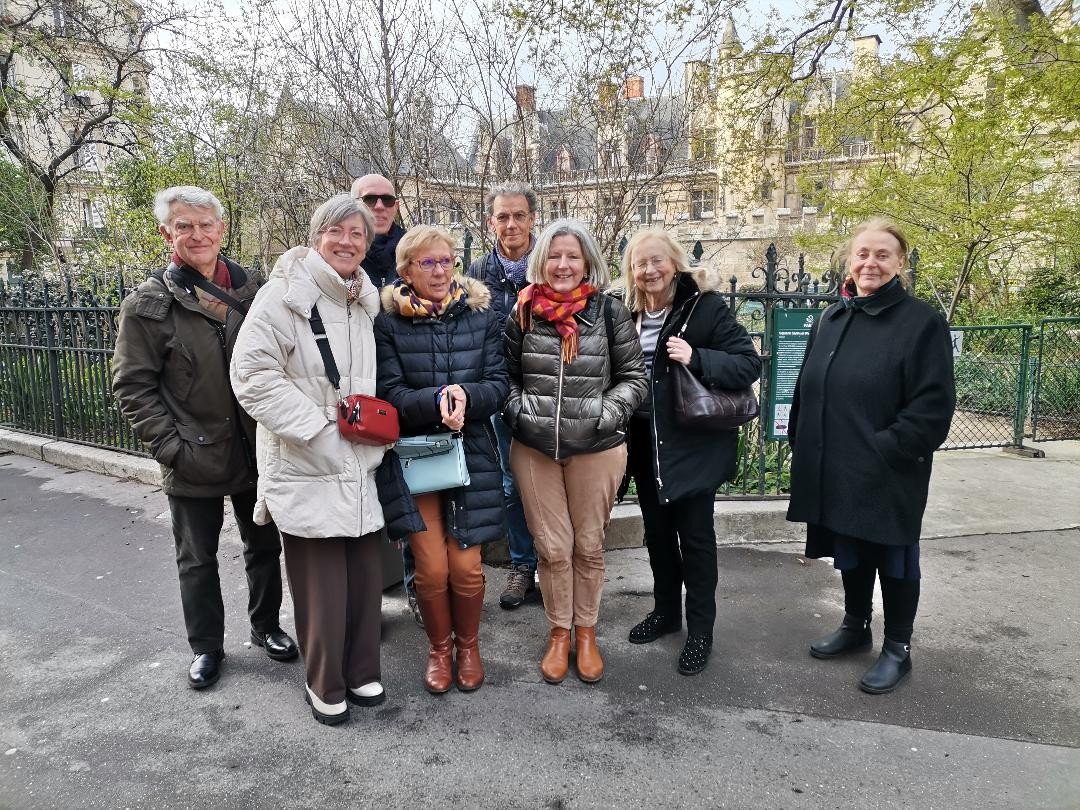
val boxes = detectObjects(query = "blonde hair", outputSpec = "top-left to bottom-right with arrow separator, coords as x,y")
617,228 -> 690,312
527,219 -> 610,289
395,225 -> 458,277
839,217 -> 912,289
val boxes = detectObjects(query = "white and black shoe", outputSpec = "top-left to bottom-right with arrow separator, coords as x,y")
346,681 -> 386,707
304,684 -> 349,725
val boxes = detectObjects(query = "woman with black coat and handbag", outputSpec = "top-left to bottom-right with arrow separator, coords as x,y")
786,218 -> 956,694
612,228 -> 761,675
373,225 -> 509,695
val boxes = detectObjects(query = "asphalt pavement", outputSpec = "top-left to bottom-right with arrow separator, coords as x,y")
0,440 -> 1078,809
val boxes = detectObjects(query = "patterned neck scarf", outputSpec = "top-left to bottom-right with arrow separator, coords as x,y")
171,251 -> 231,289
391,278 -> 466,319
343,272 -> 365,304
517,282 -> 598,364
495,237 -> 534,289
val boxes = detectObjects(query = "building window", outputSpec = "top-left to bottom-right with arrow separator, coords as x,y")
637,194 -> 657,224
802,117 -> 816,149
690,189 -> 714,220
556,147 -> 574,176
599,141 -> 619,172
599,193 -> 620,222
551,198 -> 569,219
690,128 -> 717,161
447,205 -> 462,226
759,174 -> 774,204
81,199 -> 93,227
420,202 -> 437,225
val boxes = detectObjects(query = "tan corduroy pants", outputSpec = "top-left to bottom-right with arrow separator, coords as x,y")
510,441 -> 627,629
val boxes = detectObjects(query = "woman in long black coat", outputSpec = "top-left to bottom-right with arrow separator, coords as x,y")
613,228 -> 761,676
786,218 -> 956,694
374,225 -> 508,696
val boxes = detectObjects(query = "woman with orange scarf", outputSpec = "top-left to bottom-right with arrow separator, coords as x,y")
503,219 -> 647,684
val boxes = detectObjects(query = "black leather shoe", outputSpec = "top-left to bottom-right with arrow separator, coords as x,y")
859,639 -> 912,694
188,649 -> 225,689
810,613 -> 872,659
677,634 -> 712,676
251,629 -> 299,661
628,612 -> 681,644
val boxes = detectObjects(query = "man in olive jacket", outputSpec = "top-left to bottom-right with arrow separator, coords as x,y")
112,186 -> 296,689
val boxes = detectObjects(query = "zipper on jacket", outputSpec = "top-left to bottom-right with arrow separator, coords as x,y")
554,357 -> 565,460
650,369 -> 663,494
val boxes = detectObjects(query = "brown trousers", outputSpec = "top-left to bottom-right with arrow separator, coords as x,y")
281,532 -> 382,705
511,441 -> 627,629
409,493 -> 484,598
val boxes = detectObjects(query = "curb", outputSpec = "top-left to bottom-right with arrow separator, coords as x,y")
0,428 -> 161,487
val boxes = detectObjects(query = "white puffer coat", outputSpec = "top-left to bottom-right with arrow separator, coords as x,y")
230,245 -> 387,539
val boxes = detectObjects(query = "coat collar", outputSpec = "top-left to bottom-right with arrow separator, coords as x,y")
271,245 -> 380,321
378,273 -> 493,316
826,277 -> 908,320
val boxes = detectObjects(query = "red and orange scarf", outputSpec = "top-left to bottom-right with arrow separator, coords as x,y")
516,282 -> 597,364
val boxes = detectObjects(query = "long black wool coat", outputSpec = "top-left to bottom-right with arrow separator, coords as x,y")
785,280 -> 956,546
373,276 -> 509,548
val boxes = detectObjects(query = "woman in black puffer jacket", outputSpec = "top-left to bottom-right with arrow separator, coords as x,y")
504,218 -> 647,685
374,225 -> 509,696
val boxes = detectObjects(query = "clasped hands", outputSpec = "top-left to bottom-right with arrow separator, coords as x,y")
438,384 -> 467,431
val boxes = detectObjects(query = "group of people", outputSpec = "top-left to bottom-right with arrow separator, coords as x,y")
112,178 -> 955,726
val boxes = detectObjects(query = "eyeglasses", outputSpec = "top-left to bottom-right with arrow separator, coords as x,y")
171,219 -> 220,236
324,226 -> 368,242
411,257 -> 455,272
633,256 -> 669,271
360,194 -> 398,208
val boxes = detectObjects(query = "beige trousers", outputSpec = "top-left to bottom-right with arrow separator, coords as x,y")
510,441 -> 627,629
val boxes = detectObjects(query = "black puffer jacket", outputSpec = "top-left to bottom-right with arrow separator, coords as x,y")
503,290 -> 648,460
467,249 -> 528,326
373,276 -> 509,547
616,271 -> 762,503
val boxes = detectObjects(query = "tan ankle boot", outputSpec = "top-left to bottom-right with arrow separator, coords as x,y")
540,627 -> 571,684
450,588 -> 485,692
574,625 -> 604,683
417,593 -> 453,694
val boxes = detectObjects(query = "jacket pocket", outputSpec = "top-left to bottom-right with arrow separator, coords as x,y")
174,421 -> 234,485
278,422 -> 345,478
163,342 -> 196,402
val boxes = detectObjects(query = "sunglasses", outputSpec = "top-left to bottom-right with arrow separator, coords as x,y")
361,194 -> 397,208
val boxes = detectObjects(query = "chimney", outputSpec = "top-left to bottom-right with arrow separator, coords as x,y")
515,84 -> 536,114
852,34 -> 881,74
623,75 -> 645,100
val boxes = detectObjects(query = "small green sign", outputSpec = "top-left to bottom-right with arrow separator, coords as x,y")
767,307 -> 821,441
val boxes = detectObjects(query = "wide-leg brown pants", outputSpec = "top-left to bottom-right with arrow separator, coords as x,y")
281,532 -> 382,705
511,441 -> 627,629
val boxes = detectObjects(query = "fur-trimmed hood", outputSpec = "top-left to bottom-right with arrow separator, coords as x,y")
379,273 -> 492,314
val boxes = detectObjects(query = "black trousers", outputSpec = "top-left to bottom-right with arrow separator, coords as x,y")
842,565 -> 921,644
629,417 -> 718,638
167,489 -> 283,654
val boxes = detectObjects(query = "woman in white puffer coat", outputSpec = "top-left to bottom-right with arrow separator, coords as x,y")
230,194 -> 388,726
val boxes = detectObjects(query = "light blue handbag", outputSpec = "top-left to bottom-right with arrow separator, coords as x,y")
396,433 -> 470,494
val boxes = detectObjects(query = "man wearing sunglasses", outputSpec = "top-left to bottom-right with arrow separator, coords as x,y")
467,181 -> 541,610
351,174 -> 405,289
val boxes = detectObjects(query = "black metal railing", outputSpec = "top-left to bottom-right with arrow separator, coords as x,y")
0,274 -> 144,453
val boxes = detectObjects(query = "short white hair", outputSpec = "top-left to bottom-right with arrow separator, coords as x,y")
153,186 -> 225,226
308,194 -> 375,246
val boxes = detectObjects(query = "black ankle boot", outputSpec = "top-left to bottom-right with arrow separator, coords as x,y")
809,613 -> 872,659
859,639 -> 912,694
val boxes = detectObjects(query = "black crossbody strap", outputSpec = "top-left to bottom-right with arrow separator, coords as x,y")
603,294 -> 616,350
167,262 -> 249,315
309,303 -> 341,391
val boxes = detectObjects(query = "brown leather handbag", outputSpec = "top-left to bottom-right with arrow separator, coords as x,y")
669,295 -> 759,430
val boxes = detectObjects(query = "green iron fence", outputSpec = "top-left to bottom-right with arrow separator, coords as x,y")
1031,317 -> 1080,442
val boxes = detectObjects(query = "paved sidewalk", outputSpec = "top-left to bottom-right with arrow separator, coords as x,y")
0,438 -> 1078,807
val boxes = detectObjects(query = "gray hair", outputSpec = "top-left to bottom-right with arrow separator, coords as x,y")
527,219 -> 609,289
153,186 -> 225,226
485,181 -> 538,215
308,193 -> 376,246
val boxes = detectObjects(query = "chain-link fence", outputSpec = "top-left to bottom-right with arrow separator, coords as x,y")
1031,317 -> 1080,441
944,324 -> 1032,450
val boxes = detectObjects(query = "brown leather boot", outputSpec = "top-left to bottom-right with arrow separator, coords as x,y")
450,588 -> 485,692
417,593 -> 453,694
574,625 -> 604,683
540,627 -> 571,684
